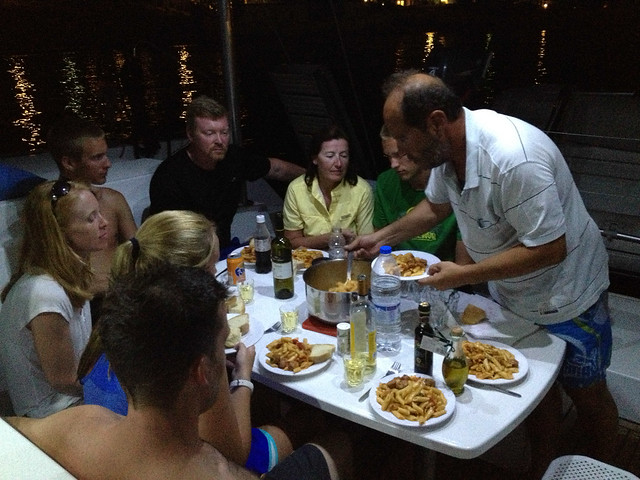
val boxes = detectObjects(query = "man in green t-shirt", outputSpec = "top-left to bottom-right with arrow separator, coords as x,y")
373,126 -> 463,261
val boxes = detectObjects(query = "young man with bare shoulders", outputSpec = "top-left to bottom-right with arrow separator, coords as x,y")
5,265 -> 344,480
47,114 -> 137,294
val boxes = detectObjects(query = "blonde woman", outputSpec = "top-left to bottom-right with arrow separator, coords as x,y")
78,210 -> 294,474
0,180 -> 108,417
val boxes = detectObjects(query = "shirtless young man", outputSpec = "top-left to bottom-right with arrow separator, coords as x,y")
5,265 -> 344,480
47,114 -> 137,294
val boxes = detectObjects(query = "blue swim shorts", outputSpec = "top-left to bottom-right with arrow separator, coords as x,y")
245,428 -> 278,474
543,292 -> 612,389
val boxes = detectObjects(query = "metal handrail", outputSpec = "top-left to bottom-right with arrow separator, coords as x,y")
601,229 -> 640,245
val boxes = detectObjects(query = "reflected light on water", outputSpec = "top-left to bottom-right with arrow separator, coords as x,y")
177,45 -> 197,120
421,31 -> 445,69
535,29 -> 548,85
8,57 -> 45,153
61,54 -> 85,114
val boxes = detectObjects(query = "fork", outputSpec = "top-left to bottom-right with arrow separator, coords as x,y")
358,361 -> 401,402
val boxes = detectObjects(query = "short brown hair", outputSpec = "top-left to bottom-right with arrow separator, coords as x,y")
185,96 -> 227,135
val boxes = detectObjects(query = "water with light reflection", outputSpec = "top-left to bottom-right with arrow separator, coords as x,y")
1,5 -> 638,166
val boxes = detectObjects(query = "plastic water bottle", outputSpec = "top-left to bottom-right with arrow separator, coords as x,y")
371,274 -> 402,353
372,245 -> 399,277
327,226 -> 346,259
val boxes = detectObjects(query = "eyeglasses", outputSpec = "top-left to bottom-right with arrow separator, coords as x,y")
50,180 -> 71,207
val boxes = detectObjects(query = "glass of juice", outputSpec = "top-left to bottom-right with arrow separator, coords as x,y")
279,304 -> 299,334
238,278 -> 254,304
343,352 -> 365,387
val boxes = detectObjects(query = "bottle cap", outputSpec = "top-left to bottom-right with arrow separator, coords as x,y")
256,214 -> 265,223
380,245 -> 392,254
418,301 -> 431,315
451,326 -> 464,336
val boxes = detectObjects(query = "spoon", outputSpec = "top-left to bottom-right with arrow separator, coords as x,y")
346,250 -> 354,283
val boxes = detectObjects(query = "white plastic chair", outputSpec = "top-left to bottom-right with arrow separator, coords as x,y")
542,455 -> 639,480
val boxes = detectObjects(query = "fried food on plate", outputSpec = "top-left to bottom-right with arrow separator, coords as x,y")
292,247 -> 324,269
462,340 -> 519,380
376,374 -> 447,425
392,252 -> 428,277
241,240 -> 256,263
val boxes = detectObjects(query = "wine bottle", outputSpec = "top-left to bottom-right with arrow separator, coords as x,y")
271,213 -> 294,299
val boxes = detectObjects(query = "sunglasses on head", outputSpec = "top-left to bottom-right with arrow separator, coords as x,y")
50,180 -> 71,207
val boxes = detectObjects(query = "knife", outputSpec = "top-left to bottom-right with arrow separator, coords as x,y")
469,383 -> 521,398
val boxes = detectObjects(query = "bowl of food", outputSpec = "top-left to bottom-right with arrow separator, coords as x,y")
302,258 -> 371,325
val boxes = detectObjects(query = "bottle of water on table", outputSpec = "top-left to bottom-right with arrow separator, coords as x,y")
327,226 -> 346,259
371,273 -> 402,353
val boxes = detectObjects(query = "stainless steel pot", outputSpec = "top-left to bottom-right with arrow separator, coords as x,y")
302,258 -> 371,325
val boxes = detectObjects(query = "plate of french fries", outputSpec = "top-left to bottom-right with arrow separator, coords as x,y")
369,373 -> 455,427
292,247 -> 327,271
259,337 -> 333,376
371,250 -> 439,280
462,340 -> 528,385
229,244 -> 256,265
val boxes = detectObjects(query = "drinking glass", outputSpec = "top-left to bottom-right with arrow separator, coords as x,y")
238,278 -> 254,304
279,304 -> 299,334
343,352 -> 365,387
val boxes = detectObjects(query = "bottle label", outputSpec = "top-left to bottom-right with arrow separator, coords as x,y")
254,238 -> 271,252
420,336 -> 449,356
272,261 -> 293,279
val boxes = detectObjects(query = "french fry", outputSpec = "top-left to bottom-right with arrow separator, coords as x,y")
391,252 -> 428,277
292,248 -> 324,269
462,341 -> 519,380
375,375 -> 447,425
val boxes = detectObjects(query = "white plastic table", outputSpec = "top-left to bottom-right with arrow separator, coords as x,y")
0,418 -> 76,479
219,261 -> 566,460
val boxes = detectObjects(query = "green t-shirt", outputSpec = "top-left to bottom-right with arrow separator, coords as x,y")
373,169 -> 458,261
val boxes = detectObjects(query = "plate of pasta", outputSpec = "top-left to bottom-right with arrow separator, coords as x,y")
258,337 -> 334,377
462,340 -> 529,385
369,372 -> 455,427
371,250 -> 440,280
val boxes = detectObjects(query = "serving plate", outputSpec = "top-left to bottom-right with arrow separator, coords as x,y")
225,315 -> 264,355
371,250 -> 440,281
465,340 -> 529,386
369,372 -> 456,428
293,248 -> 328,273
258,343 -> 333,376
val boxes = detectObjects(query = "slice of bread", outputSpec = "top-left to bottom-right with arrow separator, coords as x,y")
228,314 -> 250,335
225,326 -> 242,348
309,343 -> 335,363
226,296 -> 245,314
460,304 -> 487,325
225,314 -> 250,348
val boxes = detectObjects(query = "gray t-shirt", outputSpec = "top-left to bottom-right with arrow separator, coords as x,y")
427,108 -> 608,324
0,274 -> 91,417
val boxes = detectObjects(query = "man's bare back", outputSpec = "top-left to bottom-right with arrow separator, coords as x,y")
90,187 -> 137,293
6,406 -> 258,480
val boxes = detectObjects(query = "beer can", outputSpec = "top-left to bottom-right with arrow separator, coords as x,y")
227,253 -> 246,285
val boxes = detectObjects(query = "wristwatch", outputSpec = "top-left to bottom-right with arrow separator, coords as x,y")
229,379 -> 254,393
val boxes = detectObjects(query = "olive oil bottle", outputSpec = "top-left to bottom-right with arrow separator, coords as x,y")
442,326 -> 469,396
